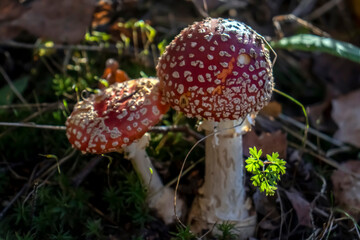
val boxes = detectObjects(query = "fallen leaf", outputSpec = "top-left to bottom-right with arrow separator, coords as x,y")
253,190 -> 280,230
11,0 -> 96,43
331,160 -> 360,220
331,89 -> 360,148
92,0 -> 113,28
307,86 -> 338,132
0,0 -> 25,41
243,130 -> 287,159
259,101 -> 282,118
285,188 -> 312,228
312,54 -> 360,95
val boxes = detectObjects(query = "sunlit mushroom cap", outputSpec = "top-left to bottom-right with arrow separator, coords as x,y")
66,78 -> 169,154
156,18 -> 274,121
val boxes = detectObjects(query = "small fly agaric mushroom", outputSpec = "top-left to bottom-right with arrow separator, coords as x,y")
98,58 -> 129,89
156,18 -> 274,237
66,77 -> 184,224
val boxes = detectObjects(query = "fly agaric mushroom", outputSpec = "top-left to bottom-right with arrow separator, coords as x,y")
156,18 -> 274,237
98,58 -> 129,89
66,77 -> 184,224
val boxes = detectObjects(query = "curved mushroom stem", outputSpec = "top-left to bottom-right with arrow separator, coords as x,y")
188,117 -> 256,238
125,133 -> 185,225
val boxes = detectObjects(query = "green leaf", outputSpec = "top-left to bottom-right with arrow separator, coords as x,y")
0,76 -> 29,105
271,34 -> 360,64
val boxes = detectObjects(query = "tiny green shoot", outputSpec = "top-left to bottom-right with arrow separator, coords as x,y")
39,154 -> 61,174
245,147 -> 286,196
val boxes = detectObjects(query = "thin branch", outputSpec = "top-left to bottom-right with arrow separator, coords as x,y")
278,113 -> 347,148
307,0 -> 342,21
0,122 -> 66,131
0,102 -> 63,138
0,122 -> 205,140
0,66 -> 29,106
288,141 -> 360,178
0,102 -> 66,109
72,156 -> 103,187
0,40 -> 119,53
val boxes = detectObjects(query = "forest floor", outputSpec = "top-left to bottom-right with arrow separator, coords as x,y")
0,0 -> 360,239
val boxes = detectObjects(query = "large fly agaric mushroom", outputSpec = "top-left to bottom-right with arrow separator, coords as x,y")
66,77 -> 184,224
156,18 -> 274,237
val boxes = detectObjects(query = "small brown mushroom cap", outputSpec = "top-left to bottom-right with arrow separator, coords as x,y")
156,18 -> 274,121
66,78 -> 169,154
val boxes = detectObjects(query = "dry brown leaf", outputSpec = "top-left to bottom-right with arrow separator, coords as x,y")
259,101 -> 282,118
253,191 -> 280,230
331,89 -> 360,148
243,130 -> 287,159
0,0 -> 25,41
307,85 -> 338,132
92,0 -> 113,28
285,188 -> 312,228
331,160 -> 360,220
11,0 -> 96,43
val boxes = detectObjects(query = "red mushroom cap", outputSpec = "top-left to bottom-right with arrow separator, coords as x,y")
66,78 -> 169,154
156,18 -> 274,121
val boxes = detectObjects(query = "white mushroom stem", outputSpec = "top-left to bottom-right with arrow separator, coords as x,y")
125,133 -> 185,225
188,117 -> 256,237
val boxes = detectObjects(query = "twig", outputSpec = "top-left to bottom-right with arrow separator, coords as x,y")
277,189 -> 285,240
288,142 -> 360,178
164,157 -> 204,188
0,183 -> 29,221
0,103 -> 60,138
0,66 -> 29,106
307,0 -> 342,21
282,125 -> 320,152
0,40 -> 119,53
87,202 -> 118,226
0,102 -> 66,109
273,14 -> 330,39
0,122 -> 67,131
72,156 -> 103,187
309,171 -> 327,233
0,122 -> 205,140
292,0 -> 318,18
0,162 -> 42,221
278,113 -> 347,148
150,125 -> 204,140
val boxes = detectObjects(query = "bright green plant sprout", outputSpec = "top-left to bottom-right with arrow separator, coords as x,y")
245,147 -> 286,196
39,154 -> 60,174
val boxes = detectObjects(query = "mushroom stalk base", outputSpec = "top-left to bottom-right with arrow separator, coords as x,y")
125,134 -> 185,225
188,119 -> 256,238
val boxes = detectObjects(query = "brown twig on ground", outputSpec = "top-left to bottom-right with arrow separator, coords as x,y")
87,202 -> 119,226
0,122 -> 204,141
0,103 -> 61,138
0,40 -> 119,53
272,14 -> 330,39
72,155 -> 103,187
278,113 -> 346,148
0,102 -> 67,109
288,141 -> 360,178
